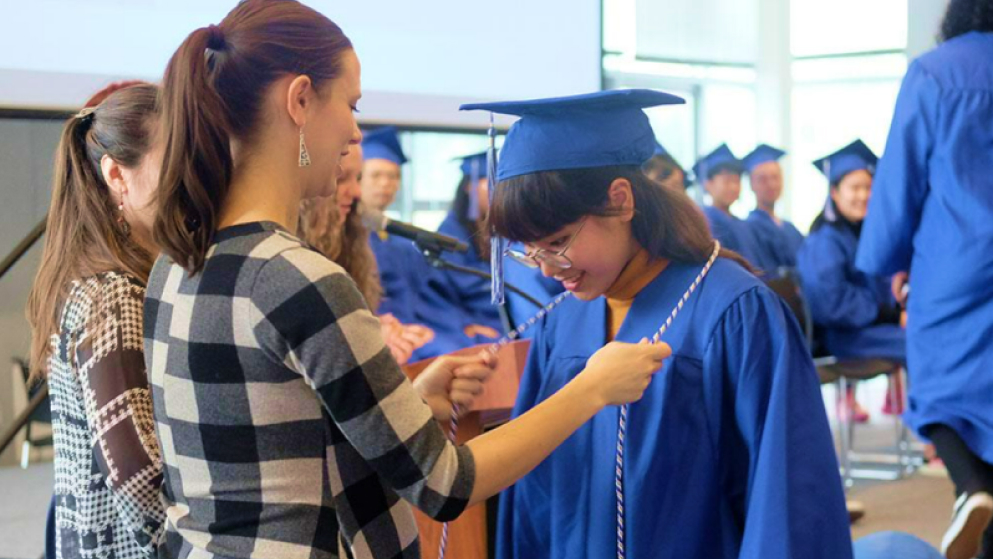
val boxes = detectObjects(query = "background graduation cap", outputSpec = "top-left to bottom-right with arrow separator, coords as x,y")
455,150 -> 493,221
813,139 -> 878,184
361,126 -> 408,165
460,88 -> 685,302
742,144 -> 787,174
813,139 -> 878,222
692,143 -> 743,183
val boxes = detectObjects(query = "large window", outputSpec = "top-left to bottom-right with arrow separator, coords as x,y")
602,0 -> 912,229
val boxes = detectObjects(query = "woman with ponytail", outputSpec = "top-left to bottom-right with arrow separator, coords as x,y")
146,2 -> 669,558
27,82 -> 165,558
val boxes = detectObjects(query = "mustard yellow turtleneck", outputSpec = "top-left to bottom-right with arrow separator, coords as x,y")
604,249 -> 669,341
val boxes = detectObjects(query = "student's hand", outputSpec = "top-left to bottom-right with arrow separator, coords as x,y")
401,324 -> 435,349
464,324 -> 500,339
579,339 -> 671,406
414,352 -> 497,421
381,315 -> 415,364
891,272 -> 909,308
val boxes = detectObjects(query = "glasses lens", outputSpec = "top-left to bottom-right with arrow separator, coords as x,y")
535,252 -> 572,270
505,249 -> 539,268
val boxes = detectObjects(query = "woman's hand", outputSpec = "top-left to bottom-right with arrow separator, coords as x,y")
891,271 -> 909,308
381,314 -> 415,364
413,352 -> 497,421
464,324 -> 500,339
576,339 -> 671,407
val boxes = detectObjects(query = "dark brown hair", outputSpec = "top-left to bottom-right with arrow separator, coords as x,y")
489,165 -> 750,269
299,197 -> 382,309
940,0 -> 993,42
451,174 -> 490,260
155,0 -> 353,273
27,83 -> 159,378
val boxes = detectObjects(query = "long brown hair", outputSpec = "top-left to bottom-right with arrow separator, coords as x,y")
451,174 -> 490,260
26,83 -> 159,378
299,198 -> 382,309
154,0 -> 353,274
489,165 -> 750,269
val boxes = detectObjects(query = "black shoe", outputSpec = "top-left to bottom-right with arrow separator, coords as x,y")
942,492 -> 993,559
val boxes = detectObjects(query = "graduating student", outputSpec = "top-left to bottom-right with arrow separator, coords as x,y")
694,144 -> 766,271
416,151 -> 561,357
642,140 -> 688,192
360,126 -> 426,324
855,2 -> 993,556
462,89 -> 851,559
743,144 -> 804,274
146,3 -> 669,557
796,140 -> 906,422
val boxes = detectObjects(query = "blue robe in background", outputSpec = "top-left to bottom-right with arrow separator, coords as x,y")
797,223 -> 905,362
369,232 -> 425,325
497,258 -> 852,559
747,209 -> 804,275
855,31 -> 993,462
702,205 -> 767,273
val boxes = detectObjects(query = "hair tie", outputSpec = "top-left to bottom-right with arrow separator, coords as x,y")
206,24 -> 226,51
74,107 -> 96,125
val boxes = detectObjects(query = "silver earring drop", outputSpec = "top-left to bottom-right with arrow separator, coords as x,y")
299,127 -> 311,167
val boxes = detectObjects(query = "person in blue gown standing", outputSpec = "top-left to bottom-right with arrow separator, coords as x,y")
797,140 -> 906,423
693,144 -> 767,272
359,126 -> 428,325
462,89 -> 852,559
416,152 -> 561,358
855,3 -> 993,556
743,144 -> 804,276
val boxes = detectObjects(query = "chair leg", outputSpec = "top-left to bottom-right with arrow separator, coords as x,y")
21,440 -> 31,469
837,376 -> 853,489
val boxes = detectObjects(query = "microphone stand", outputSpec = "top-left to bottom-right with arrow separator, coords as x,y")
414,239 -> 544,309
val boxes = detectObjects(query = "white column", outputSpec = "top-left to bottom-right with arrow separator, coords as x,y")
907,0 -> 949,59
755,0 -> 794,218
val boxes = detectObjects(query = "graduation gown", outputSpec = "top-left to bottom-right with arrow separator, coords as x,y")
746,209 -> 804,274
368,232 -> 426,324
496,258 -> 852,559
702,205 -> 767,272
797,223 -> 905,362
855,31 -> 993,462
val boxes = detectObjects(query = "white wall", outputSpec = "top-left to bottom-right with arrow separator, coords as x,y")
0,0 -> 602,129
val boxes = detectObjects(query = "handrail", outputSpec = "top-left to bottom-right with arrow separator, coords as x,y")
0,381 -> 48,458
0,219 -> 46,281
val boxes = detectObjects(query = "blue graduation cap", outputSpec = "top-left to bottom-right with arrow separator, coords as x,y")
460,89 -> 684,305
692,144 -> 743,182
653,140 -> 669,156
454,150 -> 493,221
743,144 -> 786,174
460,89 -> 685,182
361,126 -> 408,165
813,139 -> 877,184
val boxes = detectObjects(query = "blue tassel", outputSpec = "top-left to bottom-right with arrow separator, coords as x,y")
487,113 -> 505,305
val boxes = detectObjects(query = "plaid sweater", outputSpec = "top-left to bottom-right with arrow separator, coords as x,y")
144,222 -> 475,559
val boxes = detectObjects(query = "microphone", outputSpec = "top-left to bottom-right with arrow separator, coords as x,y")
362,209 -> 469,253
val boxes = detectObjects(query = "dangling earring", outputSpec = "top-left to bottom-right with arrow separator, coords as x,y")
118,187 -> 131,237
298,127 -> 311,167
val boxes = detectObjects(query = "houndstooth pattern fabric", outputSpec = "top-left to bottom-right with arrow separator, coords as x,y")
143,221 -> 475,559
48,272 -> 166,559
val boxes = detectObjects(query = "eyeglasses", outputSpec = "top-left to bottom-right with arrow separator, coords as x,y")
505,218 -> 587,270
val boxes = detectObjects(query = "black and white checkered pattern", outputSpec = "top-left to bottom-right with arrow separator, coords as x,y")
144,222 -> 474,559
49,272 -> 166,559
